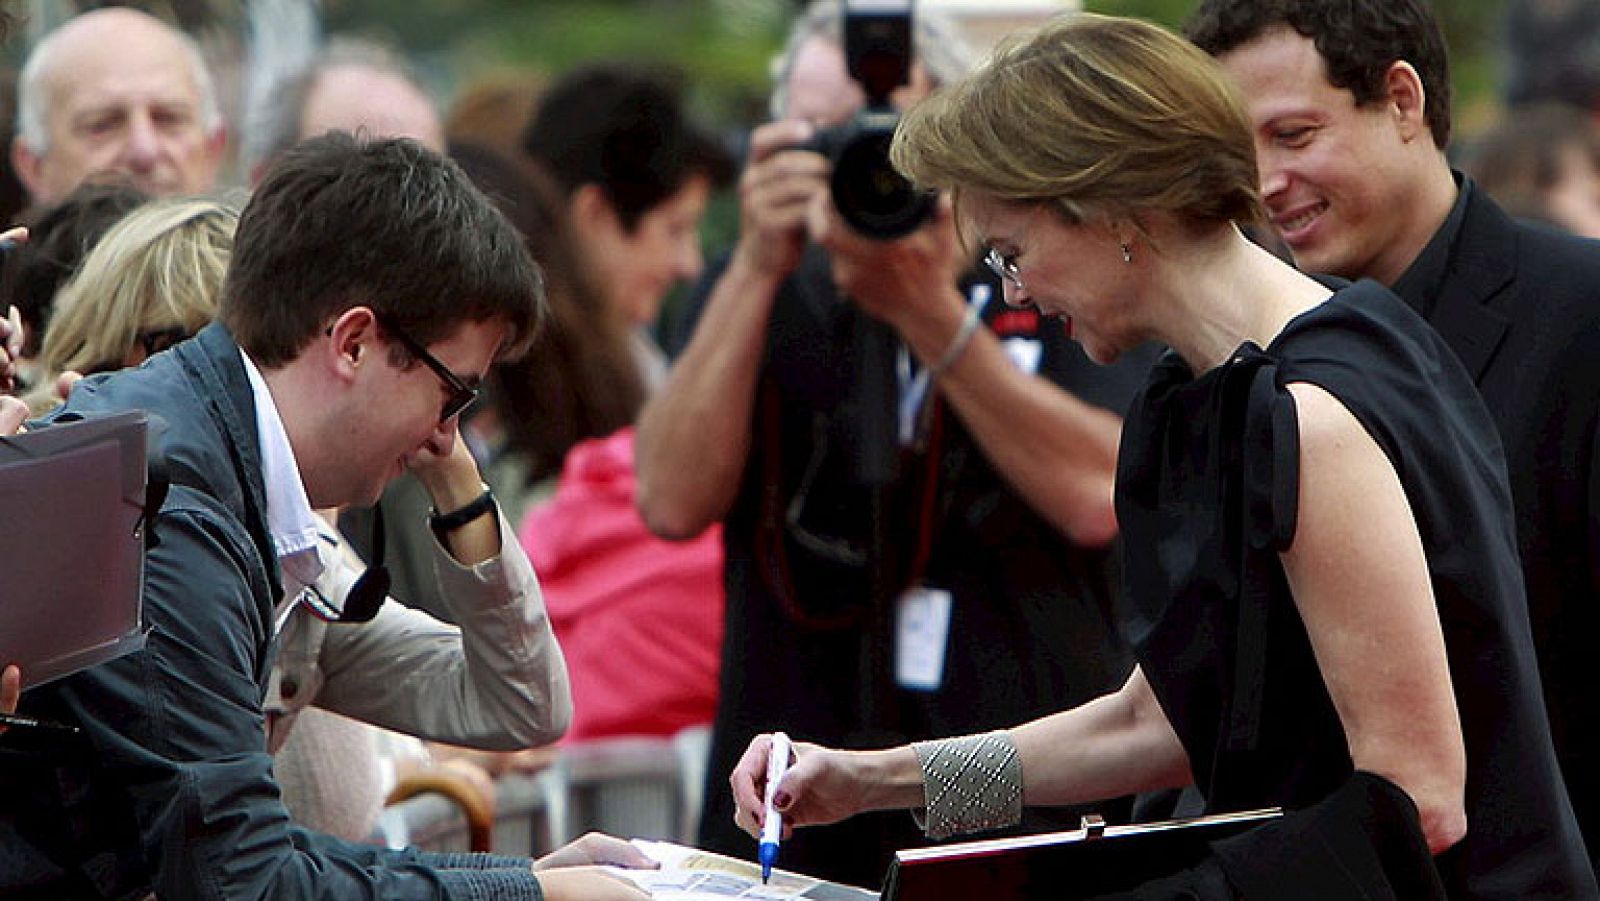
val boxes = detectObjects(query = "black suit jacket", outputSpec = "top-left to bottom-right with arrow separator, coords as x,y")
1395,178 -> 1600,872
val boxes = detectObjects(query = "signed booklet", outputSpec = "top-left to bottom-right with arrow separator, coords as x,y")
610,840 -> 879,901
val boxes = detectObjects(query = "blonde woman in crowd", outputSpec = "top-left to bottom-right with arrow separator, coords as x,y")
730,15 -> 1591,898
27,195 -> 230,413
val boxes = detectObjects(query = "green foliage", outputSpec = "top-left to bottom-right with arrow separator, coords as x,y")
1082,0 -> 1507,113
1082,0 -> 1193,28
318,0 -> 1513,131
324,0 -> 790,123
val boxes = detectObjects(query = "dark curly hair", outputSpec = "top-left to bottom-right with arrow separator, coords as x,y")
1186,0 -> 1452,149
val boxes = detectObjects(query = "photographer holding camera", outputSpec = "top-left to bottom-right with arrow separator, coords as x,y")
637,1 -> 1158,887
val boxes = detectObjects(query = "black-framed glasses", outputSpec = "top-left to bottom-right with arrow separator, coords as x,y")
984,247 -> 1024,293
379,318 -> 480,423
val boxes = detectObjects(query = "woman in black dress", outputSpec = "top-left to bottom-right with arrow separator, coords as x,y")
726,13 -> 1592,899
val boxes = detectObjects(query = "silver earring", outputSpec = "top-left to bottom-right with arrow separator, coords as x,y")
1121,242 -> 1133,264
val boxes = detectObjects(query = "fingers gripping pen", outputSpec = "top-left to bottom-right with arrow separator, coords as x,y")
760,731 -> 792,884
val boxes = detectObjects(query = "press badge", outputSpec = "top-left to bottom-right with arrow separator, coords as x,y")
1001,336 -> 1043,375
895,586 -> 953,692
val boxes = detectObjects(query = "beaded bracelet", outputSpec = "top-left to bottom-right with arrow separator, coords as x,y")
927,300 -> 984,379
910,730 -> 1023,840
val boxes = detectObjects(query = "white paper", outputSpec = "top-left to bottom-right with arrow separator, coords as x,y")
611,840 -> 878,900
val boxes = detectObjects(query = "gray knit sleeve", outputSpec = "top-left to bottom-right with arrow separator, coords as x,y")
434,865 -> 545,901
422,851 -> 536,871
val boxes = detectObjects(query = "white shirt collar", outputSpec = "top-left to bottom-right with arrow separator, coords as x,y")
239,349 -> 325,613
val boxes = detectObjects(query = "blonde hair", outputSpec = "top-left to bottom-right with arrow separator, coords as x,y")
42,195 -> 239,379
891,13 -> 1263,231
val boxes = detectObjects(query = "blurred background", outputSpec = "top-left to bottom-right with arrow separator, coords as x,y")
0,0 -> 1575,316
0,0 -> 1520,141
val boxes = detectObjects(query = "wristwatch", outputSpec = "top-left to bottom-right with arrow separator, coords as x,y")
429,482 -> 496,540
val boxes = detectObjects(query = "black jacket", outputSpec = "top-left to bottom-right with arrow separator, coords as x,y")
1393,178 -> 1600,872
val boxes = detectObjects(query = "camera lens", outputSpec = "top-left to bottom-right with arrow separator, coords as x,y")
830,129 -> 935,240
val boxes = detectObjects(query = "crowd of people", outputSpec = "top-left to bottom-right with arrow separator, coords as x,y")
1,0 -> 1599,898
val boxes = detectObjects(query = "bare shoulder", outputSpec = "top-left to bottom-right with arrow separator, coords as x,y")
1280,380 -> 1414,558
1283,381 -> 1364,449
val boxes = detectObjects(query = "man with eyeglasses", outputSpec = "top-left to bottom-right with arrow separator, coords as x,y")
236,44 -> 576,848
637,2 -> 1157,886
0,133 -> 653,900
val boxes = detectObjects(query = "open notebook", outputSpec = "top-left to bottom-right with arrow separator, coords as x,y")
608,839 -> 879,901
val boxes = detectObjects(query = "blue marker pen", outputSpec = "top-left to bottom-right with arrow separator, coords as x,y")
759,731 -> 792,884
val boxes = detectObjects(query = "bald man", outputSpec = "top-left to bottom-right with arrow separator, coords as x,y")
12,8 -> 226,205
300,61 -> 443,151
247,37 -> 443,182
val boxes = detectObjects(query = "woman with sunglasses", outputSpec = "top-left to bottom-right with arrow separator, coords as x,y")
26,196 -> 229,414
729,14 -> 1588,898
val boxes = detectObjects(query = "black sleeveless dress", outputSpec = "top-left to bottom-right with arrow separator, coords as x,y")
1114,279 -> 1593,899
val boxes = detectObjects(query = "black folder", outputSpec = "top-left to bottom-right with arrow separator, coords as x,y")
0,412 -> 149,689
882,808 -> 1282,901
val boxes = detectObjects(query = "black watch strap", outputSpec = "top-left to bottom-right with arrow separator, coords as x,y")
429,484 -> 496,536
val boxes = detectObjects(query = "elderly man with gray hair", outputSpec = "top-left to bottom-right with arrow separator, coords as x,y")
11,7 -> 225,205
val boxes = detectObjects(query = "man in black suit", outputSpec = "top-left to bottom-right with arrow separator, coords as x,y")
1190,0 -> 1600,870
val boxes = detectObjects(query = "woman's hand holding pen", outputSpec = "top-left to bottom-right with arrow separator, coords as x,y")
729,733 -> 924,838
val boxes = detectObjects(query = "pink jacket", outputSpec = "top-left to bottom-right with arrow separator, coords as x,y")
519,427 -> 724,742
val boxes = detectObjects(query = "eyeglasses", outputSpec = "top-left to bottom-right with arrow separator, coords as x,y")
984,247 -> 1024,293
379,318 -> 480,424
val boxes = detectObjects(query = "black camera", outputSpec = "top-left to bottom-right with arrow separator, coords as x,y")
805,0 -> 934,240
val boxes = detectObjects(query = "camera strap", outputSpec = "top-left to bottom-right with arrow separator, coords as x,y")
755,377 -> 945,631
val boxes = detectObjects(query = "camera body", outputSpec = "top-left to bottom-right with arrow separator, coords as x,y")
804,0 -> 933,240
